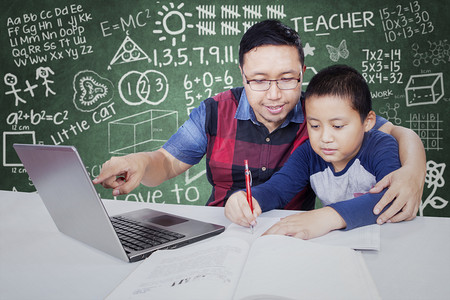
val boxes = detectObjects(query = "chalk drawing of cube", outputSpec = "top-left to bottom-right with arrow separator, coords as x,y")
109,109 -> 178,154
405,73 -> 444,107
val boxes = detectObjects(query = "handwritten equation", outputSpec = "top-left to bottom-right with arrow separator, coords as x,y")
379,1 -> 435,42
361,48 -> 403,84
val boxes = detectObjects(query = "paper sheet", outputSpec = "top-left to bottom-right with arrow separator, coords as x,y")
221,217 -> 380,250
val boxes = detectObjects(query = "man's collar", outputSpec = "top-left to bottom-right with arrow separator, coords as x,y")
235,89 -> 305,127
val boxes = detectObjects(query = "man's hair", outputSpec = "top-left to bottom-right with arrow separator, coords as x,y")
305,65 -> 372,121
239,19 -> 304,67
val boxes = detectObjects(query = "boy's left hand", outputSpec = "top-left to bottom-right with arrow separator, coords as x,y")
263,207 -> 346,240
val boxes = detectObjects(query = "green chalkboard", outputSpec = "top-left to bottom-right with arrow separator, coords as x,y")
1,0 -> 449,217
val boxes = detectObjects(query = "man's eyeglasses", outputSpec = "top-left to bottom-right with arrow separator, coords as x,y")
243,71 -> 302,91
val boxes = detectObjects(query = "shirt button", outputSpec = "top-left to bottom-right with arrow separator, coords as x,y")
261,167 -> 267,171
265,137 -> 270,143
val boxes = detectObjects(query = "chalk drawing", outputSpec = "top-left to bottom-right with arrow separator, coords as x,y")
73,70 -> 114,112
118,70 -> 169,106
35,67 -> 55,97
326,40 -> 349,62
108,35 -> 151,69
420,160 -> 447,216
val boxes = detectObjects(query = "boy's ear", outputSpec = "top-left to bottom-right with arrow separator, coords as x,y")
364,111 -> 377,132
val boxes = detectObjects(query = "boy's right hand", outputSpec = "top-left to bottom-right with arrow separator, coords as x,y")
225,191 -> 262,227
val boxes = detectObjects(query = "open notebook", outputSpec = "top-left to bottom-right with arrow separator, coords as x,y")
106,218 -> 380,299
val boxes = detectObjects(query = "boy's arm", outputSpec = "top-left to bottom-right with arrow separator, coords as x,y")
263,191 -> 387,239
265,132 -> 399,238
225,143 -> 312,226
329,190 -> 389,230
372,122 -> 426,224
251,143 -> 312,211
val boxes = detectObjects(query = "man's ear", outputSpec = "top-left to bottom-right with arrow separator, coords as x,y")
364,111 -> 377,132
239,65 -> 245,85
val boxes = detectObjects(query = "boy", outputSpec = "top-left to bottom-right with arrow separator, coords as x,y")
225,65 -> 401,239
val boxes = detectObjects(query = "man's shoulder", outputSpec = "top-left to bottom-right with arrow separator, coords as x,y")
203,88 -> 244,127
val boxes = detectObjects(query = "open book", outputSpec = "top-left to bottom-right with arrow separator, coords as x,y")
107,217 -> 380,300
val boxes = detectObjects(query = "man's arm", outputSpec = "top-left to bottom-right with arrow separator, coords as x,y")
94,102 -> 207,196
372,122 -> 426,223
93,149 -> 191,196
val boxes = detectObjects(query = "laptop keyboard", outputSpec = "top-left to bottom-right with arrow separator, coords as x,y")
111,216 -> 185,251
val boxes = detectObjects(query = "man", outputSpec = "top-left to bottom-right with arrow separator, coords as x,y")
94,20 -> 425,228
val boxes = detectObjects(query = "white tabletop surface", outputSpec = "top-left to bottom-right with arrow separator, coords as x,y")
1,190 -> 449,300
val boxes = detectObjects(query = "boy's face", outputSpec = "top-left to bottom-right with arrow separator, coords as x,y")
240,45 -> 305,133
306,95 -> 375,172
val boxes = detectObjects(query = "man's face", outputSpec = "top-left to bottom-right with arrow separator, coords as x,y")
240,45 -> 304,133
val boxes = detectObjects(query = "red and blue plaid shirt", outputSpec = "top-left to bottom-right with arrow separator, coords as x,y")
164,87 -> 315,210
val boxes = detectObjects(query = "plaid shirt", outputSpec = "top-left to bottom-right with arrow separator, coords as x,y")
203,87 -> 315,209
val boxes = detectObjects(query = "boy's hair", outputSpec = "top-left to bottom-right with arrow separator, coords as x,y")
239,19 -> 304,67
305,65 -> 372,121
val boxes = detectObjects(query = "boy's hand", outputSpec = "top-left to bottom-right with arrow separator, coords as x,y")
225,191 -> 262,227
263,207 -> 346,239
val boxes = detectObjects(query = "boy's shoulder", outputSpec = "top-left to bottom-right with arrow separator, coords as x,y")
359,129 -> 399,159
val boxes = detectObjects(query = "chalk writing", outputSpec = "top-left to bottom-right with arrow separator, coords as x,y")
291,11 -> 375,36
379,1 -> 435,42
407,113 -> 443,151
361,48 -> 403,84
6,4 -> 94,67
100,9 -> 151,37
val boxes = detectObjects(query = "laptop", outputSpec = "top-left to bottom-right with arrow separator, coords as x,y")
13,144 -> 225,262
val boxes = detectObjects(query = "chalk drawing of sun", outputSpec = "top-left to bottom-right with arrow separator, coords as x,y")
153,2 -> 194,47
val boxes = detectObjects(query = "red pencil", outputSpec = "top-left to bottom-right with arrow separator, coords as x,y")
244,160 -> 254,233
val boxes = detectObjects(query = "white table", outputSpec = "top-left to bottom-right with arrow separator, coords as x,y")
1,190 -> 449,300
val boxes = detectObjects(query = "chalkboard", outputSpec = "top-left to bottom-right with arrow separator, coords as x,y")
1,0 -> 449,217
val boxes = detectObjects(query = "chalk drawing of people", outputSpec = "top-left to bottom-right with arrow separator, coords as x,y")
36,66 -> 56,97
4,73 -> 26,106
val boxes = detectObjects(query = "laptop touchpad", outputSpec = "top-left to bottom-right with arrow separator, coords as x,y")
149,215 -> 188,226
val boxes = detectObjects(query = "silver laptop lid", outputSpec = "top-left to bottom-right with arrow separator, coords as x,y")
14,144 -> 129,261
